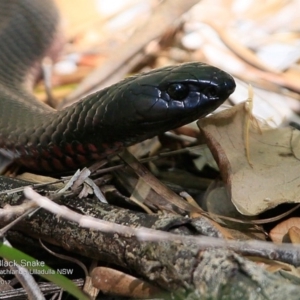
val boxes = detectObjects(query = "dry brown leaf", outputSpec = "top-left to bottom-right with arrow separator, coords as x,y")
120,149 -> 202,214
288,226 -> 300,244
247,256 -> 295,274
270,218 -> 300,243
91,267 -> 163,298
198,103 -> 300,216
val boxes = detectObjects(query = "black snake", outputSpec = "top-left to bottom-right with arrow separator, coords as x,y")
0,0 -> 235,172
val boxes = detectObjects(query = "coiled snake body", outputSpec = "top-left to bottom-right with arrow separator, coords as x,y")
0,0 -> 235,172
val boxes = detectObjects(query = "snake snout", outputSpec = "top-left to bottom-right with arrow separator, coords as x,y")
215,72 -> 236,99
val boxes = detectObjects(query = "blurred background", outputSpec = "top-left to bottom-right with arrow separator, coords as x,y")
42,0 -> 300,127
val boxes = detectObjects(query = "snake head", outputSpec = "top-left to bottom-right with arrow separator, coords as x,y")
1,62 -> 235,171
99,62 -> 235,145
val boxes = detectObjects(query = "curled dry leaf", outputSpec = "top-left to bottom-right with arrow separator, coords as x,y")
198,102 -> 300,216
91,267 -> 163,298
270,218 -> 300,244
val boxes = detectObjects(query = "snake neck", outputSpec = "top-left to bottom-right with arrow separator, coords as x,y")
0,1 -> 60,90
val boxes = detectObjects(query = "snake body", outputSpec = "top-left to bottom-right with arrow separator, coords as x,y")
0,0 -> 235,172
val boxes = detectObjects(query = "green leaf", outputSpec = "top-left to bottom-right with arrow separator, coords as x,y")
0,243 -> 89,300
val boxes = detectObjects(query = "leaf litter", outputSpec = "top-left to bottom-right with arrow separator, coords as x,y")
198,99 -> 300,216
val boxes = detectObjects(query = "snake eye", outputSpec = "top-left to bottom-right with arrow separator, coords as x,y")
167,83 -> 189,100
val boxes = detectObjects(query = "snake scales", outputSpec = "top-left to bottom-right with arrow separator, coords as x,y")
0,0 -> 235,172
